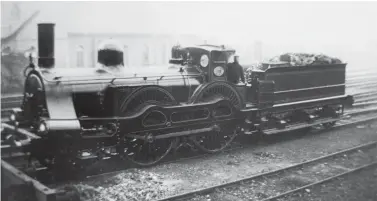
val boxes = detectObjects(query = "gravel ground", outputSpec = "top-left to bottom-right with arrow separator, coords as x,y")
187,146 -> 377,201
66,118 -> 377,201
277,165 -> 377,201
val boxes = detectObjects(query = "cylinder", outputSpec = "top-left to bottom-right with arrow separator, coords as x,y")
38,23 -> 55,68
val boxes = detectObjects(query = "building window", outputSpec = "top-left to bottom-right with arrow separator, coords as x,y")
76,45 -> 84,67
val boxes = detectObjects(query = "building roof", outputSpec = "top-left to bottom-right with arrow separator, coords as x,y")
67,32 -> 172,39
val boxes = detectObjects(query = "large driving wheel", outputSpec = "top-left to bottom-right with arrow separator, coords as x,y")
120,86 -> 178,166
189,82 -> 242,153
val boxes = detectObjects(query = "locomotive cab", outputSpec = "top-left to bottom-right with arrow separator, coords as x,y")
170,44 -> 235,82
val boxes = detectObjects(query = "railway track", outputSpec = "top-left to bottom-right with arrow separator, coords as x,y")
24,110 -> 374,201
39,107 -> 377,189
156,141 -> 377,201
0,113 -> 376,198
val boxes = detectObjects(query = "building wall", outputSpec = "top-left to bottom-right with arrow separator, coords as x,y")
2,1 -> 203,69
67,33 -> 202,68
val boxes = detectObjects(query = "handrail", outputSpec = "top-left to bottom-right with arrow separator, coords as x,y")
36,68 -> 202,85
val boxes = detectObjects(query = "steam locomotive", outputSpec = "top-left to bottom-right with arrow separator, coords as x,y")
8,23 -> 354,171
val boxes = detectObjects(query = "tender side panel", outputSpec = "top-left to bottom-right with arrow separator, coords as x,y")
264,64 -> 346,104
248,80 -> 275,109
265,95 -> 351,113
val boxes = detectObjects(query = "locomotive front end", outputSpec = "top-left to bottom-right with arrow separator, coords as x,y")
15,23 -> 55,131
7,23 -> 245,172
13,23 -> 87,136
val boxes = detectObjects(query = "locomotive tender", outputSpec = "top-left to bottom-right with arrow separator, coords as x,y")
9,23 -> 354,170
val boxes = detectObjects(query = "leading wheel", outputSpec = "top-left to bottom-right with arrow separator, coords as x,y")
189,82 -> 242,153
120,86 -> 178,166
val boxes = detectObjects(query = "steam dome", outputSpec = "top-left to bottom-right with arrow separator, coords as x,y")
97,39 -> 124,67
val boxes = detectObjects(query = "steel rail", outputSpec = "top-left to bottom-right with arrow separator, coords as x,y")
1,110 -> 377,197
261,162 -> 377,201
156,141 -> 377,201
353,100 -> 377,107
83,113 -> 377,183
356,95 -> 377,103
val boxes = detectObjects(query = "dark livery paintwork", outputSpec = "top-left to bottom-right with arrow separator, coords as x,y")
8,23 -> 354,172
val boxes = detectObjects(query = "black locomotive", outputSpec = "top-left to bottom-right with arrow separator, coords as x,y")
8,23 -> 354,170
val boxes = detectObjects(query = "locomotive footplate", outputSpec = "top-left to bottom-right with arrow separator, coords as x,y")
77,97 -> 241,139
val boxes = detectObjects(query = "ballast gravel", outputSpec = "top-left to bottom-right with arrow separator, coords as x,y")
66,119 -> 377,201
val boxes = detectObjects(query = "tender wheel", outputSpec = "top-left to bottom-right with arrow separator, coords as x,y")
320,106 -> 338,129
120,86 -> 178,166
323,121 -> 336,129
189,81 -> 242,153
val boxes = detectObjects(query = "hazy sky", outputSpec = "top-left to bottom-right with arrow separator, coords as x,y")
2,1 -> 377,66
5,1 -> 377,44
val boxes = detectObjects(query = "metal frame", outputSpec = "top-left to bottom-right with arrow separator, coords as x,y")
1,160 -> 80,201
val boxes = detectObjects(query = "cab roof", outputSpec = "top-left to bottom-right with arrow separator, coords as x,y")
184,44 -> 236,52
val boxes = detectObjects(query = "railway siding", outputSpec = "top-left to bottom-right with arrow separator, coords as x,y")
63,119 -> 377,201
164,143 -> 377,201
277,162 -> 377,201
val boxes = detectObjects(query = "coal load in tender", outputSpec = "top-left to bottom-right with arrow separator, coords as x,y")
269,53 -> 343,67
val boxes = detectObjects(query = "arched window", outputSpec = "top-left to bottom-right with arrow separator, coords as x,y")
76,45 -> 84,67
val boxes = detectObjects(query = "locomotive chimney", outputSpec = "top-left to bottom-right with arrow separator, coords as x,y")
38,23 -> 55,68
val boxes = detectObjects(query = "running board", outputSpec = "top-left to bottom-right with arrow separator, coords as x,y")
262,117 -> 343,135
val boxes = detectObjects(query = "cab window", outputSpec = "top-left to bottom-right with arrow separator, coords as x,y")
211,51 -> 235,64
